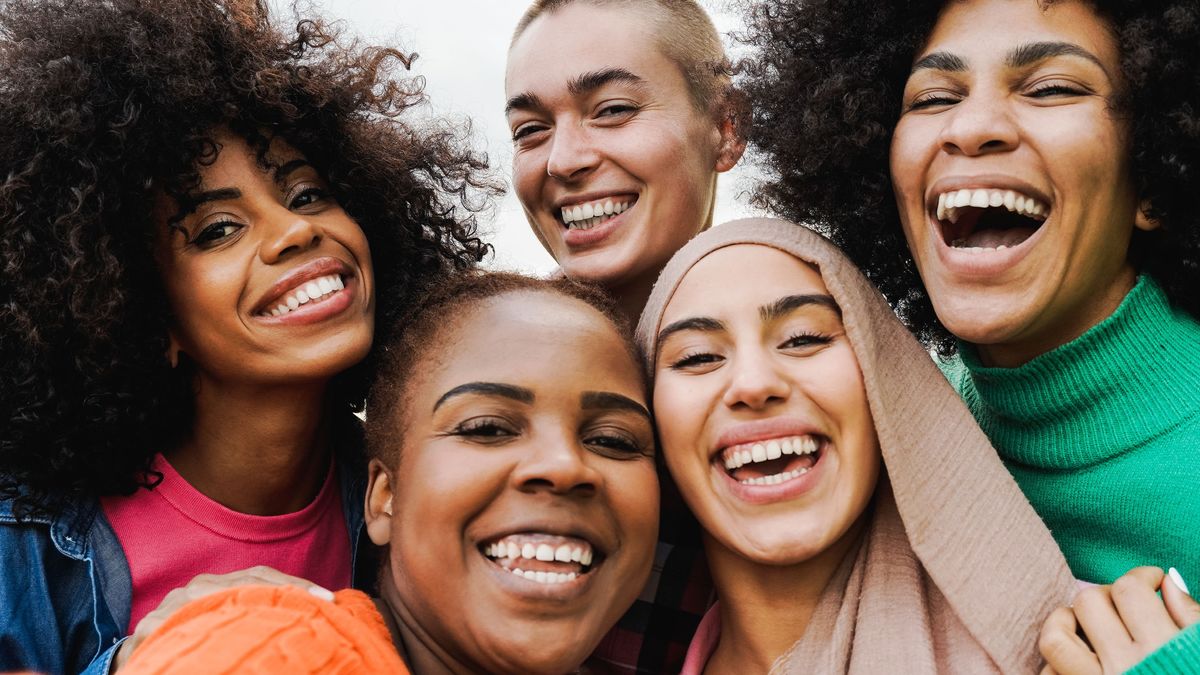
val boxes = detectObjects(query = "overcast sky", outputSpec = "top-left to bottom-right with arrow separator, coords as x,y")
271,0 -> 764,274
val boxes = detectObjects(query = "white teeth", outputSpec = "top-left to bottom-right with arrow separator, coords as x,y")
739,466 -> 812,486
935,188 -> 1050,232
261,274 -> 344,317
508,568 -> 578,584
721,435 -> 820,470
560,198 -> 632,228
483,535 -> 595,569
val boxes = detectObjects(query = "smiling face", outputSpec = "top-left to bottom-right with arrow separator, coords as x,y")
366,290 -> 658,675
505,2 -> 741,298
891,0 -> 1155,366
653,245 -> 879,564
153,131 -> 374,384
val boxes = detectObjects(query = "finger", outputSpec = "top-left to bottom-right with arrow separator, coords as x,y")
1040,607 -> 1101,674
184,568 -> 335,601
1164,567 -> 1200,629
1073,585 -> 1134,663
1110,566 -> 1178,644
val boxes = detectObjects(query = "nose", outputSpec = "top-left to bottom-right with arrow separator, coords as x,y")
721,349 -> 790,410
545,121 -> 599,182
511,430 -> 601,498
939,92 -> 1019,157
259,206 -> 322,264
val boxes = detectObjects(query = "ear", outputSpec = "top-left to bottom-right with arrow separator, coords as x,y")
365,458 -> 395,546
714,113 -> 746,174
166,332 -> 183,369
1135,200 -> 1161,232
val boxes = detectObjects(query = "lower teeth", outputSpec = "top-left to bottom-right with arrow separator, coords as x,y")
509,568 -> 578,584
740,467 -> 810,486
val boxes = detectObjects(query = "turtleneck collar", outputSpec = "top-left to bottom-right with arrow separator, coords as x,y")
955,276 -> 1200,470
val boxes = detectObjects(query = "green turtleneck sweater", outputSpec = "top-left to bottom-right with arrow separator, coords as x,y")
941,276 -> 1200,674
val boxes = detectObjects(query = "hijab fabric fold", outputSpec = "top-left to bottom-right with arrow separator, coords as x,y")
636,218 -> 1076,673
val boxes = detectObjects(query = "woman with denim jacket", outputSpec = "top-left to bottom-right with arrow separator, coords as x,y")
0,0 -> 494,672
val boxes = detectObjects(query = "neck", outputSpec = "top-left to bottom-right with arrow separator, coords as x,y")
975,266 -> 1136,367
378,570 -> 476,675
165,374 -> 333,515
703,523 -> 864,674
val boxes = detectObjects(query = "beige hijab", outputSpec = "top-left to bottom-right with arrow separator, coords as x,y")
636,218 -> 1075,674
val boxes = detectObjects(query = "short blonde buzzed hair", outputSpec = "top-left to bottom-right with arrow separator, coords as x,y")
511,0 -> 731,115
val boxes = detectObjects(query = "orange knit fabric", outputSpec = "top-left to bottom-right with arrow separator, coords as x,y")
123,586 -> 410,674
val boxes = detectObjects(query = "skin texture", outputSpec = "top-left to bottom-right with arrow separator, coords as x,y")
653,245 -> 880,673
1040,567 -> 1200,674
505,2 -> 743,318
891,0 -> 1156,367
365,290 -> 658,675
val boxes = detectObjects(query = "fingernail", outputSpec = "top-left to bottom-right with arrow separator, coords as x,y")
308,586 -> 335,601
1169,567 -> 1191,597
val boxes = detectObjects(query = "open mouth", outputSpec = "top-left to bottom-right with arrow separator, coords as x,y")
934,188 -> 1049,251
719,435 -> 823,486
258,273 -> 346,318
559,196 -> 637,231
480,533 -> 599,585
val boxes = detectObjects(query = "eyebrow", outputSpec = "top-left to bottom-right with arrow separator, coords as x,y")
505,67 -> 646,115
656,316 -> 725,346
433,382 -> 534,411
911,41 -> 1106,75
581,391 -> 651,420
167,188 -> 242,227
272,159 -> 311,185
759,294 -> 841,322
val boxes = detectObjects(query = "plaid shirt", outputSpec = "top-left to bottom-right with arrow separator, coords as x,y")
589,479 -> 713,674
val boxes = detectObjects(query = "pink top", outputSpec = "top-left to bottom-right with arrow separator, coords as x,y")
101,454 -> 352,632
680,602 -> 721,675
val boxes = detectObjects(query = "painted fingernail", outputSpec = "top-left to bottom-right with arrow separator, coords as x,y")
308,586 -> 335,601
1169,567 -> 1191,597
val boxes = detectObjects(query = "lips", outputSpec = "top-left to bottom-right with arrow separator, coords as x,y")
252,257 -> 354,316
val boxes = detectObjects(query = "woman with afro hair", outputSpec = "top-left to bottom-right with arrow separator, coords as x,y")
0,0 -> 496,672
740,0 -> 1200,671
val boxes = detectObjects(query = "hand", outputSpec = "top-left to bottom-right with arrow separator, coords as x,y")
1039,567 -> 1200,674
110,565 -> 335,672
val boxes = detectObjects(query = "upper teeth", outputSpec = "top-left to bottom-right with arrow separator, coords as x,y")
561,198 -> 631,230
483,536 -> 594,567
936,188 -> 1047,224
265,274 -> 344,317
722,435 -> 818,471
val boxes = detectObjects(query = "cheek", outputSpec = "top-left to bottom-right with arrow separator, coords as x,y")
653,379 -> 708,464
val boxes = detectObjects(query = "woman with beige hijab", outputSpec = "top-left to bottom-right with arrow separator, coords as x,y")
637,218 -> 1076,673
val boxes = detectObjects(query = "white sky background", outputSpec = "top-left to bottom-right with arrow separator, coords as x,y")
270,0 -> 764,275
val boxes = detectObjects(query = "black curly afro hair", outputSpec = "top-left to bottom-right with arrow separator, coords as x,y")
738,0 -> 1200,354
0,0 -> 500,518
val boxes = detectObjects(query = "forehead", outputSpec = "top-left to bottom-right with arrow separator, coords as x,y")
921,0 -> 1118,68
421,291 -> 644,399
506,3 -> 680,98
663,245 -> 830,321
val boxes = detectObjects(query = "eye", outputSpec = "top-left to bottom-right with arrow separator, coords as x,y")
451,416 -> 519,444
669,351 -> 724,371
583,427 -> 651,459
512,122 -> 549,143
596,102 -> 638,118
190,220 -> 243,248
289,186 -> 330,210
780,332 -> 833,351
1026,83 -> 1088,98
906,92 -> 961,111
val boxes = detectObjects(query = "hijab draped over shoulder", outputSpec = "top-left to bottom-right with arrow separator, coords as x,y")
636,218 -> 1076,674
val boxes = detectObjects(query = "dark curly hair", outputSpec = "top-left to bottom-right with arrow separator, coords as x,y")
738,0 -> 1200,354
0,0 -> 500,518
365,271 -> 639,466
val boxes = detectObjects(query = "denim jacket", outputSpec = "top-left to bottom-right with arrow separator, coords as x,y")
0,445 -> 374,675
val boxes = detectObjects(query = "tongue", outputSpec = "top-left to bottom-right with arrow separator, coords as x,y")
963,227 -> 1036,249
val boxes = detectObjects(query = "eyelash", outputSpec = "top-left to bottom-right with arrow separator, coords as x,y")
185,186 -> 331,249
908,81 -> 1088,111
584,430 -> 648,458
